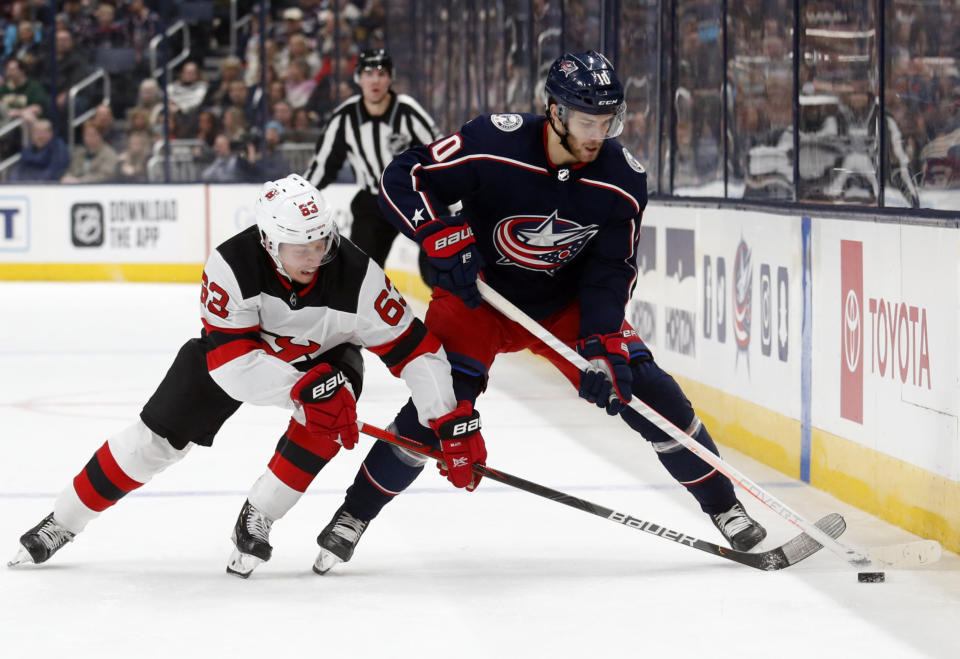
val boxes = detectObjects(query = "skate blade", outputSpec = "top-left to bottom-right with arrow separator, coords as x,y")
312,548 -> 342,575
226,549 -> 263,578
7,546 -> 33,568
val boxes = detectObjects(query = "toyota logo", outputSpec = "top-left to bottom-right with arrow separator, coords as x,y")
843,289 -> 861,372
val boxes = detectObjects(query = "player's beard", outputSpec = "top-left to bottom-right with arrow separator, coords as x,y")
565,132 -> 603,163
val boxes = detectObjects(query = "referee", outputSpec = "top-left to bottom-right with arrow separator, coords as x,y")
304,49 -> 440,270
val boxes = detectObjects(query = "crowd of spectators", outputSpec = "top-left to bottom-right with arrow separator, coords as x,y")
0,0 -> 956,208
717,0 -> 958,204
0,0 -> 387,184
885,0 -> 960,199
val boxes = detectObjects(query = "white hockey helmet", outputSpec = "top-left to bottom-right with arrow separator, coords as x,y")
255,174 -> 339,277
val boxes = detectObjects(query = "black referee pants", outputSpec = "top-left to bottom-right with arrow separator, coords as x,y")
349,189 -> 430,282
349,190 -> 398,268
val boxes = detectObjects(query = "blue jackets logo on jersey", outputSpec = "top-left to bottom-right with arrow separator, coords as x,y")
494,212 -> 598,274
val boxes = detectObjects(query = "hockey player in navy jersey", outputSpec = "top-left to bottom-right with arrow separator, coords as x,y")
308,51 -> 766,573
9,174 -> 484,577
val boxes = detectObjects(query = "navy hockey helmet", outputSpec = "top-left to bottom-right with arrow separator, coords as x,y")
544,50 -> 626,139
354,48 -> 393,82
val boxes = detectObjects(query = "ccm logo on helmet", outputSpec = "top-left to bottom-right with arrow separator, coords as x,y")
311,371 -> 346,401
598,99 -> 619,106
435,227 -> 473,250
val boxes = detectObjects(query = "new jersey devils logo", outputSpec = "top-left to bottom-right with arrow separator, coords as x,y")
494,212 -> 598,274
262,335 -> 322,363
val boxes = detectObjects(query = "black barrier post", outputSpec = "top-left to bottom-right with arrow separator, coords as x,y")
527,0 -> 536,114
792,0 -> 800,202
610,0 -> 621,66
333,0 -> 341,104
655,0 -> 664,194
465,0 -> 473,119
877,0 -> 886,207
258,0 -> 267,154
160,0 -> 171,184
721,0 -> 728,199
559,0 -> 565,52
446,0 -> 454,124
668,0 -> 677,194
46,0 -> 58,131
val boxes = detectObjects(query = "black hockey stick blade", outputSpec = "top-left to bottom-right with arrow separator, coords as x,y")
358,422 -> 846,571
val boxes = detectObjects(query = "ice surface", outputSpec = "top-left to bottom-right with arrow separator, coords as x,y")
1,282 -> 957,659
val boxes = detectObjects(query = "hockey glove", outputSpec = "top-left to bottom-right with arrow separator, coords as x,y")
420,222 -> 485,308
290,364 -> 359,449
576,333 -> 634,415
429,400 -> 486,491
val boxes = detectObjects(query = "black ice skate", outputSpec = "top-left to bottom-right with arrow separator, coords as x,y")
313,506 -> 369,575
226,500 -> 274,578
8,513 -> 75,567
711,500 -> 767,551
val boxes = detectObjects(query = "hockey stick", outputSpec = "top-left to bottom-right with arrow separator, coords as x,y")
358,421 -> 846,571
476,279 -> 942,570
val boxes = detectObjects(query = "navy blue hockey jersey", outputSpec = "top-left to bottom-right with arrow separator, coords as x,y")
379,112 -> 647,337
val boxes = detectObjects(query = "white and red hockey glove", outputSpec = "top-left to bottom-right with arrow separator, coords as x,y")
290,364 -> 359,449
576,332 -> 633,415
429,400 -> 486,491
420,221 -> 485,308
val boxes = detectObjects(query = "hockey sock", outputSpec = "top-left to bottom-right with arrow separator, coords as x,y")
251,418 -> 342,520
267,418 -> 341,493
652,420 -> 736,515
616,361 -> 735,514
55,420 -> 192,533
341,399 -> 433,521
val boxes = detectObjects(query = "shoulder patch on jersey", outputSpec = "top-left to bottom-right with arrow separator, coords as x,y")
491,113 -> 524,132
623,147 -> 646,174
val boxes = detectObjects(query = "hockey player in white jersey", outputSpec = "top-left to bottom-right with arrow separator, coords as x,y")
9,174 -> 485,577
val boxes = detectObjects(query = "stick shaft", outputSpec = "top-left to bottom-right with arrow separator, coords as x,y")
476,279 -> 872,567
356,421 -> 834,570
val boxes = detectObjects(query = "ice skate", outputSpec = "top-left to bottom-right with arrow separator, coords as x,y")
8,513 -> 75,567
711,500 -> 767,551
313,506 -> 369,575
226,500 -> 274,578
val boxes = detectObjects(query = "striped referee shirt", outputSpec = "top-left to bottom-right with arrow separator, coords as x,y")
304,90 -> 440,194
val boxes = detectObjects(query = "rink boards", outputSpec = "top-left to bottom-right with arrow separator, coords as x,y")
631,205 -> 958,554
1,184 -> 957,553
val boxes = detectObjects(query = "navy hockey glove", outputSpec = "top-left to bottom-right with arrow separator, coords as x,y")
576,333 -> 633,415
290,364 -> 359,449
420,222 -> 485,308
429,401 -> 486,491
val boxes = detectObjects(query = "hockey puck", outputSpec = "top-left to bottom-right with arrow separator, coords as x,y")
857,571 -> 885,583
